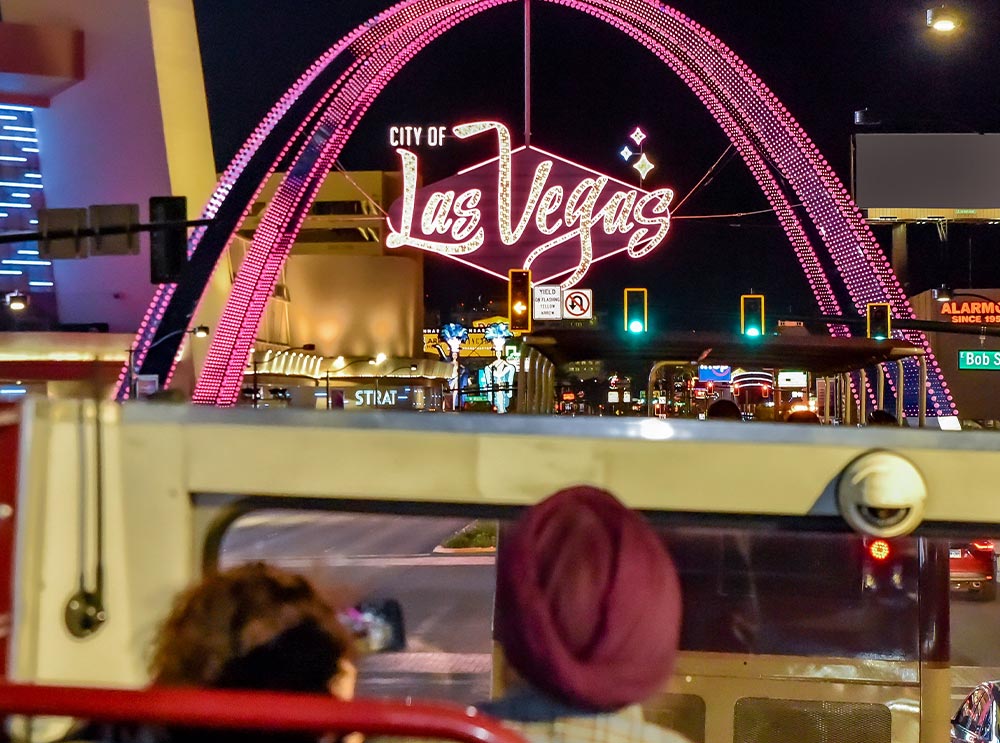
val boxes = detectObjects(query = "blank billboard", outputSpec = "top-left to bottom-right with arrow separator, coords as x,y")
854,133 -> 1000,209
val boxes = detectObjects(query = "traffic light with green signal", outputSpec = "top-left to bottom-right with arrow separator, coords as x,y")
740,294 -> 765,337
624,288 -> 648,333
508,268 -> 532,332
867,302 -> 891,340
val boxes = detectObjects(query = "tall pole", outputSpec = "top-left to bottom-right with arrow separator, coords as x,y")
524,0 -> 531,147
253,358 -> 259,409
126,347 -> 135,400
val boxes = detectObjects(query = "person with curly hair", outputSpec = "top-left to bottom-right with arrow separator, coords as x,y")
77,563 -> 357,743
150,562 -> 355,697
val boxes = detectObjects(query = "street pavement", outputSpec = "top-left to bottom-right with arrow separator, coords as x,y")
220,511 -> 1000,708
220,510 -> 496,702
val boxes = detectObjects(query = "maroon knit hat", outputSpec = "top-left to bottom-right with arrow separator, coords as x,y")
495,486 -> 682,711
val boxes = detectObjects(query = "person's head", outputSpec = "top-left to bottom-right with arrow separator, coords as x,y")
706,399 -> 742,420
495,486 -> 682,711
785,409 -> 820,424
150,563 -> 354,696
867,409 -> 898,426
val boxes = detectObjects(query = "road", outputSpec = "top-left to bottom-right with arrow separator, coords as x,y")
220,513 -> 1000,707
220,510 -> 496,703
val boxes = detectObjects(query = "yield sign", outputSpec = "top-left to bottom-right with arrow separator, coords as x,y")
562,289 -> 593,319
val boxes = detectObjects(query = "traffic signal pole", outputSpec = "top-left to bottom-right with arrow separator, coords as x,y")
0,219 -> 213,245
776,313 -> 1000,339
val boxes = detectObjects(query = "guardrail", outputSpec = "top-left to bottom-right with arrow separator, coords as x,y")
0,683 -> 525,743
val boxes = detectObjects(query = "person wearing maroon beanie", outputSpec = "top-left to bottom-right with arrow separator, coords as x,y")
480,485 -> 690,743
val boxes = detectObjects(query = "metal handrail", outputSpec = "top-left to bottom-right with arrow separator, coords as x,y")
0,683 -> 525,743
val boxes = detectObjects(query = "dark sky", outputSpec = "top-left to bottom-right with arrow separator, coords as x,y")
192,0 -> 1000,331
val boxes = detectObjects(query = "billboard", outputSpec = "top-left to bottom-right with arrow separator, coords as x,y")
699,365 -> 732,383
777,371 -> 808,389
854,133 -> 1000,210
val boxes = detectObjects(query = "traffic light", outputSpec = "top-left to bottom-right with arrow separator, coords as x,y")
150,196 -> 188,284
624,288 -> 647,333
508,268 -> 532,332
867,302 -> 891,340
740,294 -> 765,337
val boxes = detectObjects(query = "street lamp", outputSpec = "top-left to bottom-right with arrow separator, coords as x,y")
4,291 -> 28,312
375,363 -> 420,409
250,343 -> 318,408
324,356 -> 378,410
933,285 -> 994,303
129,325 -> 210,399
926,4 -> 960,32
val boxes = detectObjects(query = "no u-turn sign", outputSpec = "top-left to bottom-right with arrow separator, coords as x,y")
563,289 -> 593,319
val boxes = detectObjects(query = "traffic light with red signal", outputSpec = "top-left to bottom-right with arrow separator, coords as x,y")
508,269 -> 532,332
867,302 -> 891,340
624,288 -> 648,333
740,294 -> 765,337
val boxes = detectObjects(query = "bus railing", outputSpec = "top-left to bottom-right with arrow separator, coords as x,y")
0,683 -> 525,743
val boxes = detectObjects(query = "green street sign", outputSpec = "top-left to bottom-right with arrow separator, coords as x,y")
959,350 -> 1000,370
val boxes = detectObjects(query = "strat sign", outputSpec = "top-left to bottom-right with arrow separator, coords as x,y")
386,121 -> 674,289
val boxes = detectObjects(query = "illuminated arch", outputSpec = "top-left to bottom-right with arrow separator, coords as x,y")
123,0 -> 955,416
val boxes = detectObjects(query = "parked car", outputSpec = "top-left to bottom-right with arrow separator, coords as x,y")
950,541 -> 997,600
952,681 -> 999,742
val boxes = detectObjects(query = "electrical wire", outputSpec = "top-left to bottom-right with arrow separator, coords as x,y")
671,145 -> 734,214
333,161 -> 390,218
673,204 -> 804,220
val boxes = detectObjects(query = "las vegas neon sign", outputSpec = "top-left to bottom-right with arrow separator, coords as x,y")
386,121 -> 674,289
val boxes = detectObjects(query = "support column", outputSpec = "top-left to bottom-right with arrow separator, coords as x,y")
859,369 -> 868,424
842,374 -> 851,426
530,350 -> 542,414
543,359 -> 555,415
516,351 -> 529,412
823,376 -> 831,424
877,365 -> 885,411
892,223 -> 909,289
919,355 -> 927,428
896,360 -> 905,425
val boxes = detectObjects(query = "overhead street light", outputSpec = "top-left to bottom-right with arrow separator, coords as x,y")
933,285 -> 995,304
130,325 -> 211,400
4,291 -> 28,312
926,5 -> 960,32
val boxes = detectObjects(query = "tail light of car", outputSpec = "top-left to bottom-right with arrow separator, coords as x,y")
972,540 -> 994,552
868,539 -> 890,561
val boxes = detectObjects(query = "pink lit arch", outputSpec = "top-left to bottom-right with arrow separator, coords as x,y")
122,0 -> 954,416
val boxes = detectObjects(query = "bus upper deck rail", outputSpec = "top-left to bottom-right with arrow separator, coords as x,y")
0,683 -> 525,743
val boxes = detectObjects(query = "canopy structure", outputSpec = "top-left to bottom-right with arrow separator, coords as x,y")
522,329 -> 924,376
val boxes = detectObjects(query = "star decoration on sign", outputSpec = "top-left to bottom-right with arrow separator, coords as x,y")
619,146 -> 634,161
632,153 -> 654,180
629,127 -> 647,146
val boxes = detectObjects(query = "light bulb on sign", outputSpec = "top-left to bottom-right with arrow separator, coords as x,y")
632,153 -> 655,180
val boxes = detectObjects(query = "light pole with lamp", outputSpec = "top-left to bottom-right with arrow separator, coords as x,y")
324,355 -> 381,409
933,285 -> 997,345
128,325 -> 209,399
932,285 -> 995,305
251,343 -> 317,408
376,363 -> 419,409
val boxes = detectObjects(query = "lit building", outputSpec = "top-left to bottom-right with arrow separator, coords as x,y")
0,1 -> 448,406
235,170 -> 451,409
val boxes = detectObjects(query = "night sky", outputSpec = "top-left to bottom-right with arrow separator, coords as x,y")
192,0 -> 1000,331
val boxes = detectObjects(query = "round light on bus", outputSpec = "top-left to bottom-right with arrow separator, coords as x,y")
745,327 -> 761,337
869,539 -> 891,561
629,320 -> 644,333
